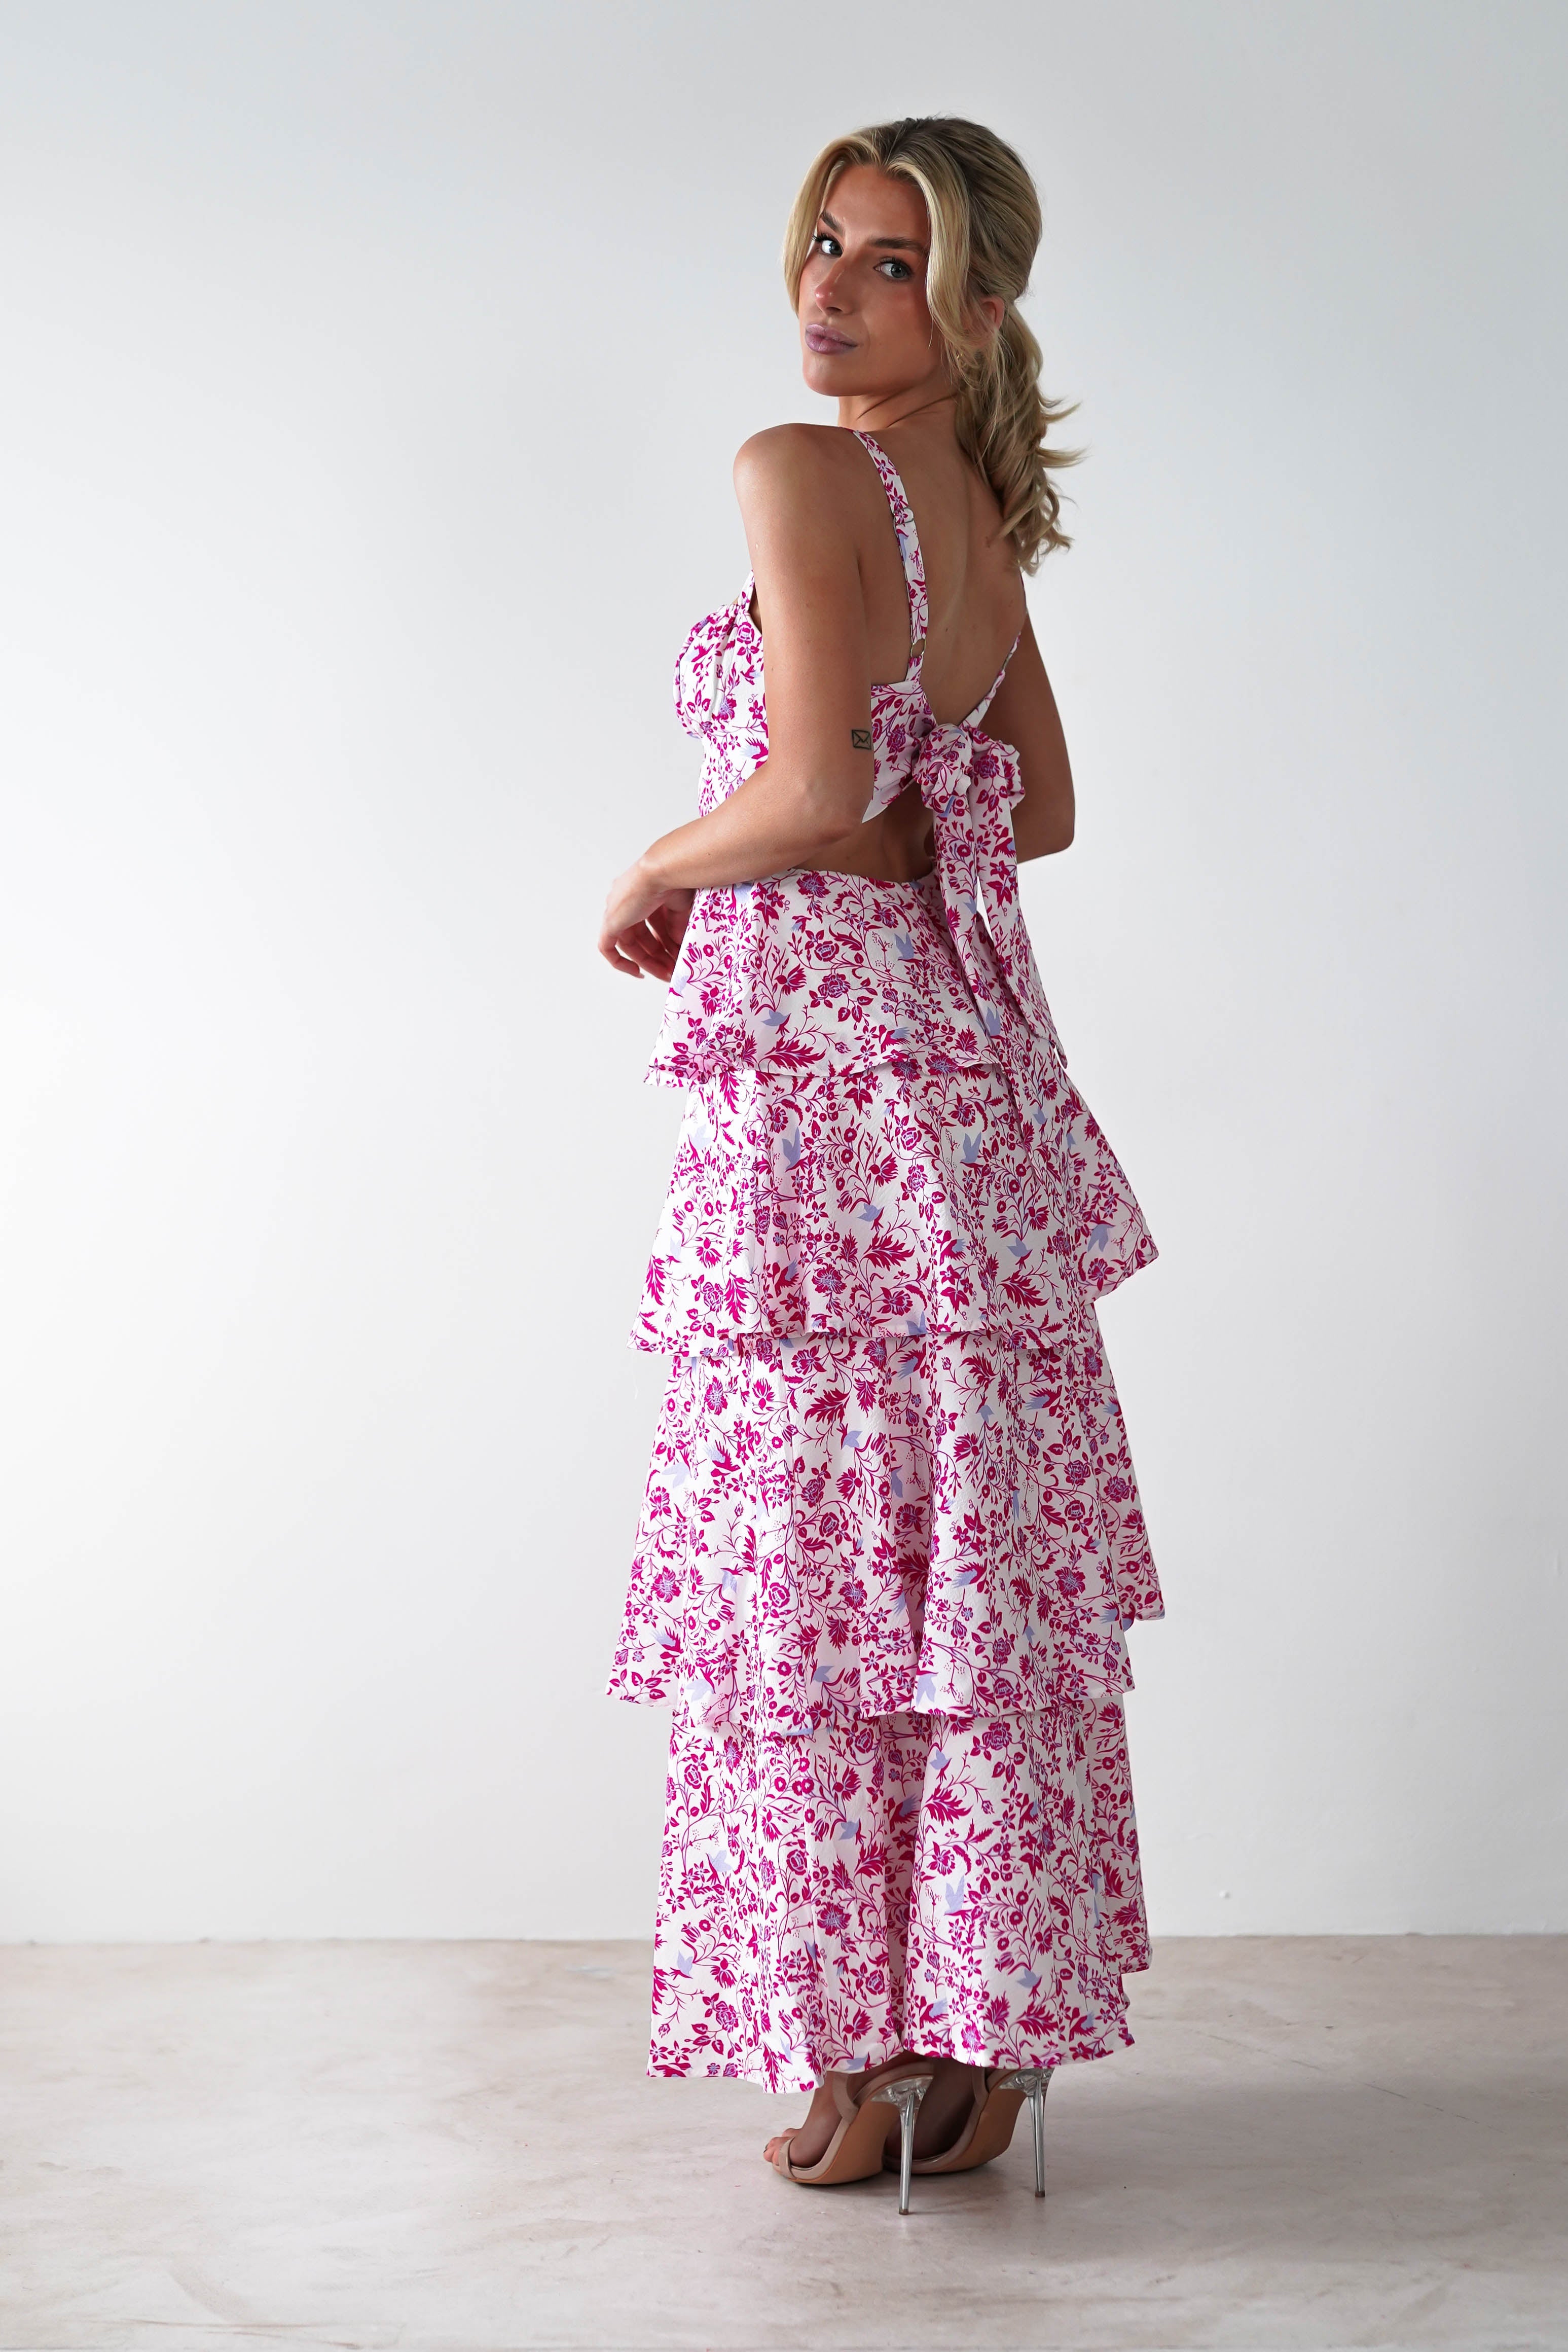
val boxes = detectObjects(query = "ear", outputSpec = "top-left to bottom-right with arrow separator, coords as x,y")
969,292 -> 1006,349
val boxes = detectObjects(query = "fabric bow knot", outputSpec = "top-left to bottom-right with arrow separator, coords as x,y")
909,718 -> 1054,1053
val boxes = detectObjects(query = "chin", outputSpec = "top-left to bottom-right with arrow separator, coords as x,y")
801,353 -> 862,396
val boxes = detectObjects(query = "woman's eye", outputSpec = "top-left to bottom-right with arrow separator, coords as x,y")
813,231 -> 842,257
877,258 -> 913,281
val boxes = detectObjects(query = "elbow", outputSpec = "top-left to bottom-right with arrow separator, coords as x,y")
796,817 -> 859,858
1042,788 -> 1076,854
1017,809 -> 1075,862
792,776 -> 869,854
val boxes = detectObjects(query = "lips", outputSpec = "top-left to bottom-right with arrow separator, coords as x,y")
805,323 -> 856,354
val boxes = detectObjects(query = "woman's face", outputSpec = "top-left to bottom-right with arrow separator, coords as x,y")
796,165 -> 942,400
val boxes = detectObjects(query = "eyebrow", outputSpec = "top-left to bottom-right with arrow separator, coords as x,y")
819,208 -> 928,255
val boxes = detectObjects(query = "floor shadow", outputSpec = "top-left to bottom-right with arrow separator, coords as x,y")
924,2064 -> 1566,2264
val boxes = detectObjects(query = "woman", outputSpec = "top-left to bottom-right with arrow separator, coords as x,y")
599,116 -> 1161,2208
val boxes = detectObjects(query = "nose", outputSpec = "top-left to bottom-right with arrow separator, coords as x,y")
814,263 -> 846,311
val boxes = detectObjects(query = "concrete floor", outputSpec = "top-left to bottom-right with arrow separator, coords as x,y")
0,1939 -> 1562,2351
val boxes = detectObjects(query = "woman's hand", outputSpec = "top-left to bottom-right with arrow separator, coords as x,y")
598,858 -> 696,981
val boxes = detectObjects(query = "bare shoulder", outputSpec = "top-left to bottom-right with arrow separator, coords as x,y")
733,423 -> 867,522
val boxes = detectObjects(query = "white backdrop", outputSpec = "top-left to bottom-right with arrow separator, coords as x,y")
0,1 -> 1562,1941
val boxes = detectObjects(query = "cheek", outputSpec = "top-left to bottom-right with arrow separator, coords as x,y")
872,285 -> 933,349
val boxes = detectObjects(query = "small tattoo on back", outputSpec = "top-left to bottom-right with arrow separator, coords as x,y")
851,728 -> 872,751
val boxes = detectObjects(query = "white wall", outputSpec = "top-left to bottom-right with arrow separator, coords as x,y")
0,1 -> 1562,1941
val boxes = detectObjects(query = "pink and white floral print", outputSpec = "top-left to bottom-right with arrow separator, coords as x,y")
634,949 -> 1155,1357
652,1696 -> 1148,2090
612,432 -> 1162,2091
610,1316 -> 1157,1737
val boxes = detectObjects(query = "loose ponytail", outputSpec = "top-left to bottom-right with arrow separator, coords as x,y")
782,116 -> 1078,571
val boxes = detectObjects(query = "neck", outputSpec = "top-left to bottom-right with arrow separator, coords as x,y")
836,381 -> 959,436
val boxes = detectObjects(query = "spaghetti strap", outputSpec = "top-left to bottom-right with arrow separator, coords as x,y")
852,430 -> 928,681
964,630 -> 1022,730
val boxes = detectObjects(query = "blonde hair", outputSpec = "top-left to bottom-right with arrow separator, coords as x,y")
783,116 -> 1078,571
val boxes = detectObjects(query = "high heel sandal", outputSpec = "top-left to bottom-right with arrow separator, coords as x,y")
893,2062 -> 1055,2193
771,2059 -> 934,2213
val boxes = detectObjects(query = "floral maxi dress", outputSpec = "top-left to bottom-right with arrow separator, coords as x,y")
608,433 -> 1163,2093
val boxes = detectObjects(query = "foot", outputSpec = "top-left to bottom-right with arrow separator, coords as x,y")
761,2051 -> 919,2173
908,2056 -> 980,2160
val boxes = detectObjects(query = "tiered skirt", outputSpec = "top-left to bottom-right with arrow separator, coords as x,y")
611,869 -> 1161,2091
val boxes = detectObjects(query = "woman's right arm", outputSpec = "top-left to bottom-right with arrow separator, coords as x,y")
599,427 -> 877,974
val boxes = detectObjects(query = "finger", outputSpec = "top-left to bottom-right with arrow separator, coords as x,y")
648,906 -> 685,963
610,923 -> 671,980
646,922 -> 681,978
597,932 -> 644,975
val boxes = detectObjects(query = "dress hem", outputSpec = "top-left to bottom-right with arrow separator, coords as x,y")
646,2005 -> 1145,2095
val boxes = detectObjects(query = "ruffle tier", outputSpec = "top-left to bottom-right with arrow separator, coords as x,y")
651,1695 -> 1150,2090
646,867 -> 1025,1090
609,1309 -> 1162,1740
635,866 -> 1153,1357
633,1042 -> 1152,1357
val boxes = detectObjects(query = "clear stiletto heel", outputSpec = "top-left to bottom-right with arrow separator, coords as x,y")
896,2059 -> 1055,2187
995,2066 -> 1052,2195
870,2073 -> 929,2214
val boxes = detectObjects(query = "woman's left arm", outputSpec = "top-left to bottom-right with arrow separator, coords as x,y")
599,426 -> 877,978
981,617 -> 1075,862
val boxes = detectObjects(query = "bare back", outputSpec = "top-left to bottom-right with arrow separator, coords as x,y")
852,419 -> 1026,726
735,419 -> 1074,882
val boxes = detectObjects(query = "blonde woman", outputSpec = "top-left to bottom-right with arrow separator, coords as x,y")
600,116 -> 1161,2210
